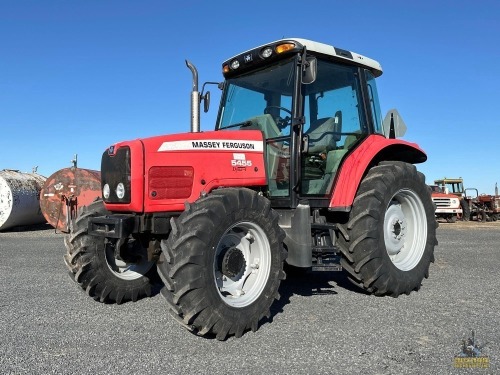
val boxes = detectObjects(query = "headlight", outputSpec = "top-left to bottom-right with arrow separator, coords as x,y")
103,184 -> 110,199
116,183 -> 125,199
451,199 -> 458,207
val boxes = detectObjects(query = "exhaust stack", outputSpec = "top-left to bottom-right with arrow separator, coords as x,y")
186,60 -> 200,133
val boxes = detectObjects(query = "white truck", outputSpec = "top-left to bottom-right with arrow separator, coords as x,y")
430,184 -> 463,222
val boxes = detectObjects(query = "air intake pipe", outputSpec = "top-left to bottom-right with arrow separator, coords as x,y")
186,60 -> 200,133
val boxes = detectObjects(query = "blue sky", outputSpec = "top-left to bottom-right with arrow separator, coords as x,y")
1,0 -> 499,194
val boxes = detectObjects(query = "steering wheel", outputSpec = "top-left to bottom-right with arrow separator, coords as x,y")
264,106 -> 292,130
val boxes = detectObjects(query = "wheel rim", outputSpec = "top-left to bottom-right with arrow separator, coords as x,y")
383,189 -> 427,271
213,221 -> 271,308
105,242 -> 155,281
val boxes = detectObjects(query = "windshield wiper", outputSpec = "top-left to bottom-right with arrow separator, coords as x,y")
220,121 -> 253,130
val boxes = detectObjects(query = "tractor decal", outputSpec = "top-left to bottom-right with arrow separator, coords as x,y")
157,139 -> 264,152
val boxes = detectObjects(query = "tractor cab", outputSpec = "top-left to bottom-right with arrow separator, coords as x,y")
216,39 -> 385,208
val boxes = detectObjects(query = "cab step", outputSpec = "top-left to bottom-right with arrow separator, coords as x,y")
311,246 -> 342,271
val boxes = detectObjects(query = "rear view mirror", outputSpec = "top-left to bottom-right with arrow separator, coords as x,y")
202,91 -> 210,113
383,109 -> 407,138
302,57 -> 317,84
200,81 -> 221,113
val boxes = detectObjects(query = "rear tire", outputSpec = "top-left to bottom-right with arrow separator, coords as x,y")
64,200 -> 159,303
460,199 -> 470,221
337,162 -> 437,297
157,188 -> 286,340
480,210 -> 488,221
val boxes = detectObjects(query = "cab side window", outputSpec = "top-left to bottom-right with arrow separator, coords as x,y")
365,70 -> 383,135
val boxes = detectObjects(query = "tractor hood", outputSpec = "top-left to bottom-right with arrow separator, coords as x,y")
102,130 -> 267,213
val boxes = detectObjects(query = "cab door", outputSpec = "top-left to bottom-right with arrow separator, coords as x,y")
300,60 -> 370,205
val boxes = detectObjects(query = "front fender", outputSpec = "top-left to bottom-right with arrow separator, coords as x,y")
329,135 -> 427,211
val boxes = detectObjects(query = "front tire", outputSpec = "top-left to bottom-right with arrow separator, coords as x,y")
446,215 -> 457,223
157,188 -> 286,340
63,200 -> 159,303
337,162 -> 437,297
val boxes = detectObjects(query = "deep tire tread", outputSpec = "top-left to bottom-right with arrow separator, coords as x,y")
63,200 -> 160,304
337,162 -> 437,297
157,188 -> 286,340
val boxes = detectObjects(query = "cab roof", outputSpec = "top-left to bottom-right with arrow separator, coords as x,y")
223,38 -> 383,78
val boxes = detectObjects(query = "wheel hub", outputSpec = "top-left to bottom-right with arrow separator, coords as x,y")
392,219 -> 404,240
213,221 -> 272,308
105,241 -> 155,281
220,247 -> 246,278
383,189 -> 428,271
384,202 -> 407,256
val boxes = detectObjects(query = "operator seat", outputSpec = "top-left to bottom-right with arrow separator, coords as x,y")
302,111 -> 342,182
302,131 -> 361,195
306,111 -> 342,154
323,133 -> 360,175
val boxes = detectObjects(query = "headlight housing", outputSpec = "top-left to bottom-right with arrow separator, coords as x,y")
101,146 -> 131,203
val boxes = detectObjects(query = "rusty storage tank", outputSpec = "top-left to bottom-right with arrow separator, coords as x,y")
40,167 -> 101,232
0,170 -> 47,231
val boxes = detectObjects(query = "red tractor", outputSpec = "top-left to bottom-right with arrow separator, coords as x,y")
64,39 -> 437,340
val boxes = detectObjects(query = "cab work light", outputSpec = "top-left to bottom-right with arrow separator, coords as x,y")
260,46 -> 273,58
230,59 -> 240,70
223,59 -> 240,74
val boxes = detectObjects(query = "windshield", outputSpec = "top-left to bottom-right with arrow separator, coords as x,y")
217,58 -> 296,198
217,58 -> 295,139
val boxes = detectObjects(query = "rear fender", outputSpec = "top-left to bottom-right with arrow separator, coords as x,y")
329,134 -> 427,211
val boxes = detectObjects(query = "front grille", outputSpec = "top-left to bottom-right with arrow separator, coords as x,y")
101,146 -> 131,203
148,166 -> 194,200
432,197 -> 452,208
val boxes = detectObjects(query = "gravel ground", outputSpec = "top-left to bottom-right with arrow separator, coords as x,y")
0,222 -> 498,374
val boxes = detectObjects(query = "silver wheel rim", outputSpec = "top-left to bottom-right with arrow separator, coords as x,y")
105,243 -> 155,281
214,221 -> 271,308
383,189 -> 427,271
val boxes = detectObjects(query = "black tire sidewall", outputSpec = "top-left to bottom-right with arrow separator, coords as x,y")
373,169 -> 435,283
68,200 -> 157,302
344,162 -> 436,295
460,199 -> 470,221
159,188 -> 286,338
92,237 -> 156,291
